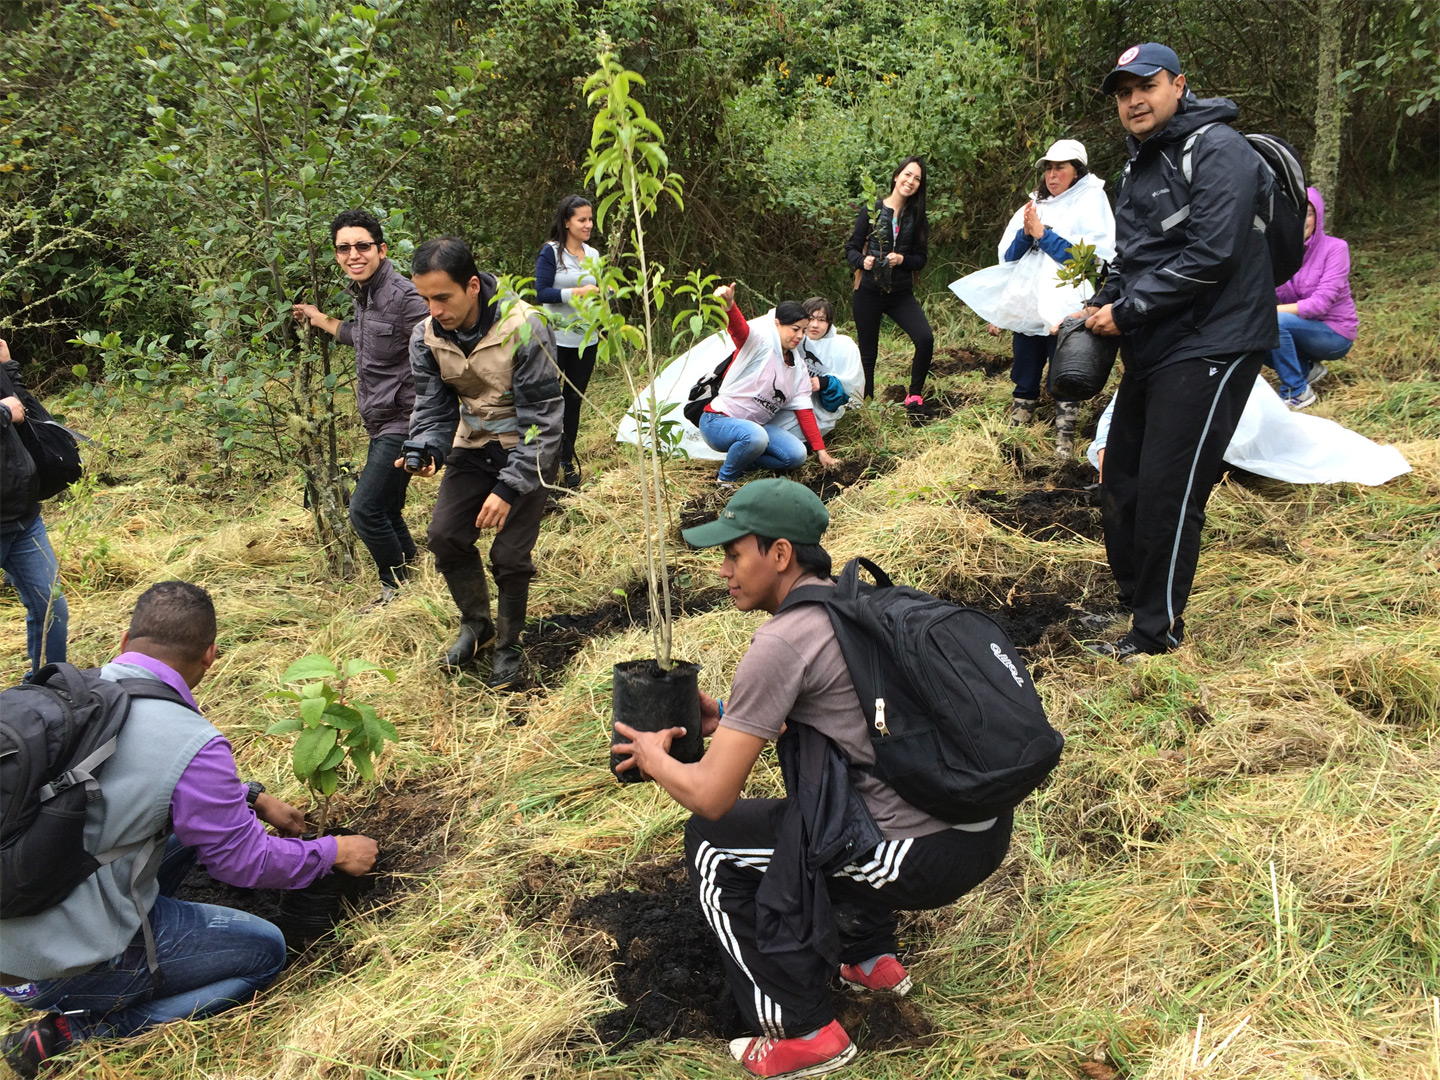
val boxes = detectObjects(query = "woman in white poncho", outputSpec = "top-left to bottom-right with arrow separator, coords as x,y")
771,297 -> 865,443
950,138 -> 1116,456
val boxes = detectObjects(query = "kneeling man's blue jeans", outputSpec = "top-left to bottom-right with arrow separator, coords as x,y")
699,410 -> 808,483
1268,312 -> 1353,397
2,840 -> 286,1042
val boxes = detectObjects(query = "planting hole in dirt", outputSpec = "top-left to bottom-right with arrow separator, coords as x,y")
562,858 -> 936,1051
941,575 -> 1123,663
173,783 -> 454,951
968,475 -> 1103,542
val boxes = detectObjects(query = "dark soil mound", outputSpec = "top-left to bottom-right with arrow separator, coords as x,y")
969,476 -> 1103,541
939,575 -> 1123,664
930,345 -> 1010,379
563,858 -> 935,1051
173,783 -> 454,953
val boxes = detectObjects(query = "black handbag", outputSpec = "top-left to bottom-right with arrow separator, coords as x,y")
15,419 -> 83,500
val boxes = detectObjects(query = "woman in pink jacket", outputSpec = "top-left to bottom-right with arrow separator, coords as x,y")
1270,187 -> 1358,409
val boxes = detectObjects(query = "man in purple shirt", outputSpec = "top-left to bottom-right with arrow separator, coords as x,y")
0,581 -> 378,1078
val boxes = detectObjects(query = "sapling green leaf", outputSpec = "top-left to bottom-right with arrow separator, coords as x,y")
282,654 -> 341,682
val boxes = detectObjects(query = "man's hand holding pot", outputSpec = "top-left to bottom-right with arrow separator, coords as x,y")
333,834 -> 379,876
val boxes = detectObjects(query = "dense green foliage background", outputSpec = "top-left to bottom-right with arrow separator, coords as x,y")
2,0 -> 1436,375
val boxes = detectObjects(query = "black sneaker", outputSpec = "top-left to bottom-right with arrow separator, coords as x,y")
560,462 -> 582,491
2,1014 -> 74,1078
1083,632 -> 1160,663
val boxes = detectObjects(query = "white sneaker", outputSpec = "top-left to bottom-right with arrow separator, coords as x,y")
1307,361 -> 1329,385
1284,385 -> 1317,410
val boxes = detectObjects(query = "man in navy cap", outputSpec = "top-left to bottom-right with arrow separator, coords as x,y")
1077,43 -> 1278,660
612,479 -> 1011,1078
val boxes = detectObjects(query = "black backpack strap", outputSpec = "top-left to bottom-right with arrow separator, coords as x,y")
115,678 -> 199,714
776,582 -> 837,616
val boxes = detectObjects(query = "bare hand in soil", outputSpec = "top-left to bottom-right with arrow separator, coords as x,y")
254,793 -> 306,837
333,834 -> 379,876
393,456 -> 438,478
1084,304 -> 1120,336
475,492 -> 511,531
817,449 -> 839,469
612,721 -> 686,778
698,692 -> 722,737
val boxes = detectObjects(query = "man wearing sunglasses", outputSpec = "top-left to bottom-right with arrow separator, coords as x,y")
293,210 -> 429,609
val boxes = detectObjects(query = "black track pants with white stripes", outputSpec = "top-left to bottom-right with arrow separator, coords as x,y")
684,799 -> 1013,1039
1101,352 -> 1264,652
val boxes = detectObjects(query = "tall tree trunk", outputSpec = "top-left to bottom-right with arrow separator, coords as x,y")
1311,0 -> 1346,205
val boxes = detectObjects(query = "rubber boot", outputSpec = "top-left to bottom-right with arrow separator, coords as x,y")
440,567 -> 495,670
1054,400 -> 1080,456
486,588 -> 528,690
1010,397 -> 1038,426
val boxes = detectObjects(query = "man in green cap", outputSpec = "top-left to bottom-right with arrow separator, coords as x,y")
613,478 -> 1012,1080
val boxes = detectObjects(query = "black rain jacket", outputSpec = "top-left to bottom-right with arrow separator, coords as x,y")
1091,92 -> 1279,374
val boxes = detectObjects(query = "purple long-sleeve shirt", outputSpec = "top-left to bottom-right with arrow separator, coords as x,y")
113,652 -> 337,889
1275,187 -> 1358,341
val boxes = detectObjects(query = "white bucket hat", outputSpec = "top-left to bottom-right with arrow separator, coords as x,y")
1035,138 -> 1088,167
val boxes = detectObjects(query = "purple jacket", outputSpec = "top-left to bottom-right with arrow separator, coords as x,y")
1275,187 -> 1358,341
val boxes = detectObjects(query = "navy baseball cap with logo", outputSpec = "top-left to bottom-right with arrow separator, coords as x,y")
682,478 -> 829,549
1101,42 -> 1182,95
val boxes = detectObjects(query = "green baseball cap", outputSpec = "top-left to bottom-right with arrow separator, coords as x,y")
682,478 -> 830,548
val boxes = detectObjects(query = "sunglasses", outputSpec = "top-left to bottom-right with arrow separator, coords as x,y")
334,241 -> 378,255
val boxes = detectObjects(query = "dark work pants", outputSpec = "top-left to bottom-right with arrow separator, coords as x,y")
348,433 -> 416,588
556,343 -> 598,468
426,445 -> 548,594
1101,352 -> 1263,651
685,799 -> 1012,1039
850,287 -> 935,399
1010,332 -> 1069,402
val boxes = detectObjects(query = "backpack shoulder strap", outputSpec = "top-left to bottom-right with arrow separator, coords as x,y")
1180,122 -> 1221,184
775,582 -> 837,616
115,678 -> 197,713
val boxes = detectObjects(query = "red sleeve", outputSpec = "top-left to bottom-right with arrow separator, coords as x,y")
726,302 -> 749,350
795,409 -> 825,451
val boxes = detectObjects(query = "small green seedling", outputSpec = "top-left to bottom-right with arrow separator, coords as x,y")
1058,239 -> 1103,297
267,655 -> 399,833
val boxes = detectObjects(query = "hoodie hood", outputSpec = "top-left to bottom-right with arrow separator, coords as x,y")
1304,186 -> 1327,249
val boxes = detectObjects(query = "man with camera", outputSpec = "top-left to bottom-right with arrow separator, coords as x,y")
398,236 -> 562,688
292,210 -> 428,609
0,581 -> 378,1078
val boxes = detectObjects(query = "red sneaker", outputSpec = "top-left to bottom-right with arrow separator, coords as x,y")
727,1019 -> 857,1078
839,954 -> 913,996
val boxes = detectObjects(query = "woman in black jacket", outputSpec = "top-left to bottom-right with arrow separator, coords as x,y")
845,156 -> 934,403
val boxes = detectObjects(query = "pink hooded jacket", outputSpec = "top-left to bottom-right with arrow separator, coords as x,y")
1275,187 -> 1358,341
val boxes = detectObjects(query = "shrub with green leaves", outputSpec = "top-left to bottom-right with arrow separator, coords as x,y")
267,654 -> 399,833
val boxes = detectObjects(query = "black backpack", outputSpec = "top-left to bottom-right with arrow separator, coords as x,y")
682,352 -> 735,427
1180,125 -> 1308,286
779,558 -> 1064,823
1,662 -> 191,919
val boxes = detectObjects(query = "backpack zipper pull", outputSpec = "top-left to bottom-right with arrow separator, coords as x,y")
874,697 -> 889,736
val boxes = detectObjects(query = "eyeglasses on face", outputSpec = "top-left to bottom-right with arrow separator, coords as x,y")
334,241 -> 378,255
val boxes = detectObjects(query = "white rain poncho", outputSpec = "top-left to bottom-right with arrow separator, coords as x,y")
771,325 -> 864,441
1087,376 -> 1412,486
949,172 -> 1117,335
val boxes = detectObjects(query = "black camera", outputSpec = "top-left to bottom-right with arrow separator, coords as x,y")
401,439 -> 434,472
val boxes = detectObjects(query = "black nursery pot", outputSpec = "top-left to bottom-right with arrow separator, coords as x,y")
276,827 -> 378,949
610,659 -> 703,784
1050,313 -> 1120,401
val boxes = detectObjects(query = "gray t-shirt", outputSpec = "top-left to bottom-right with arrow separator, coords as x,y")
719,582 -> 957,840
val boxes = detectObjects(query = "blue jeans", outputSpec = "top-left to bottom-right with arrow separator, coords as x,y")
698,411 -> 808,483
1267,312 -> 1353,397
0,513 -> 67,679
348,433 -> 415,587
1010,332 -> 1067,401
7,840 -> 286,1042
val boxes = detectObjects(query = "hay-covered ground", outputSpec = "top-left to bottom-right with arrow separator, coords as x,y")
3,199 -> 1437,1079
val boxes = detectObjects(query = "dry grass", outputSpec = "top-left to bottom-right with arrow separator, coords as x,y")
3,196 -> 1438,1079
